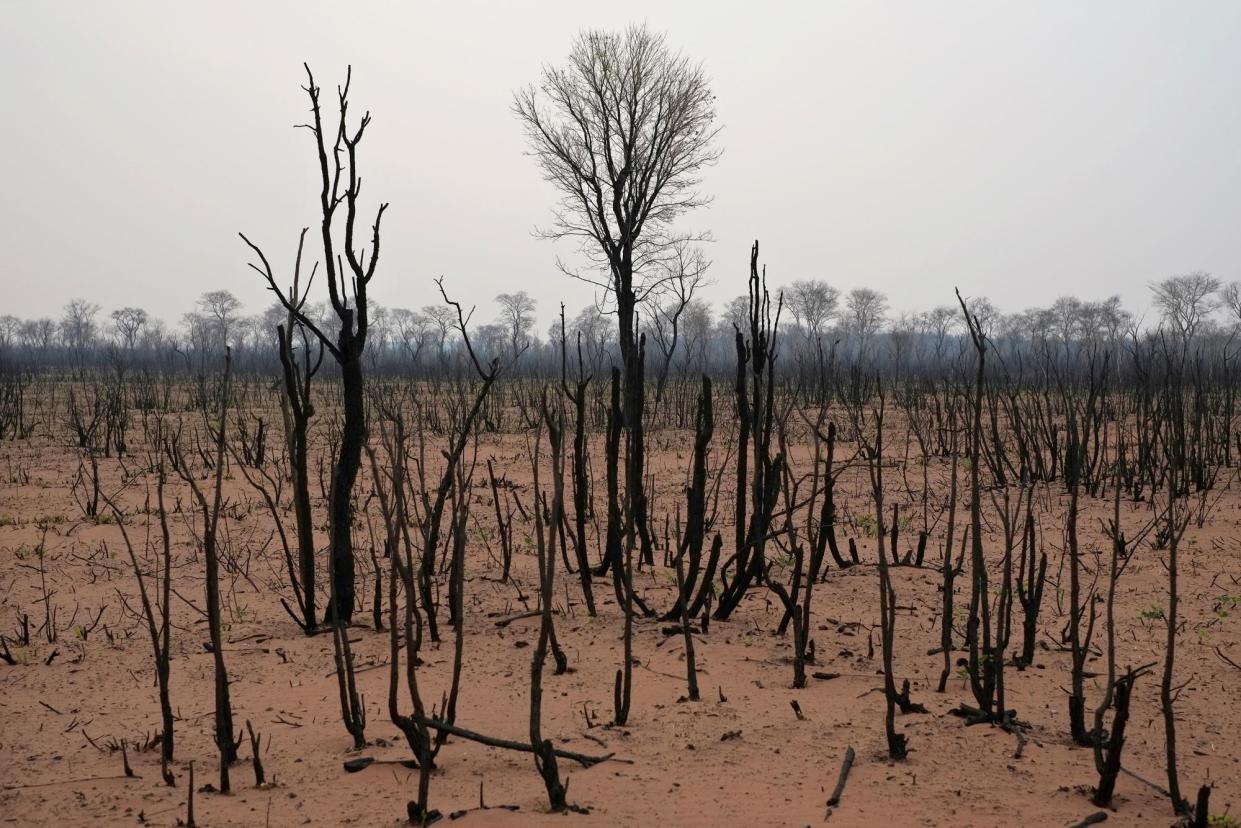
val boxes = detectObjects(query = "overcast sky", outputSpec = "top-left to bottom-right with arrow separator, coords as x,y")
3,1 -> 1239,331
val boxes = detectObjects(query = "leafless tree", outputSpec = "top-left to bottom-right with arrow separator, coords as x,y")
563,303 -> 615,376
648,241 -> 711,409
420,303 -> 456,364
495,290 -> 538,359
515,23 -> 722,577
242,64 -> 388,623
389,307 -> 431,366
248,228 -> 324,633
1159,475 -> 1193,815
1049,295 -> 1084,344
60,298 -> 101,355
922,306 -> 957,358
1151,272 -> 1220,346
0,315 -> 19,350
678,298 -> 714,376
19,318 -> 56,355
846,287 -> 887,359
786,279 -> 840,345
513,24 -> 721,296
1098,295 -> 1133,342
110,307 -> 148,349
720,294 -> 749,333
1219,281 -> 1241,327
109,460 -> 176,786
197,289 -> 243,349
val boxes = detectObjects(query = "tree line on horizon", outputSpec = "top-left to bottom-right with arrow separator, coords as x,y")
0,271 -> 1233,380
0,23 -> 1234,825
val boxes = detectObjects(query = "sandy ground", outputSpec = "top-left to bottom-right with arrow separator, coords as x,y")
1,416 -> 1239,828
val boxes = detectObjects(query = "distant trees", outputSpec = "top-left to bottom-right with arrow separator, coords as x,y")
60,299 -> 101,354
0,316 -> 20,351
418,302 -> 450,343
678,298 -> 714,376
197,290 -> 243,348
257,303 -> 288,345
6,269 -> 1230,380
1219,281 -> 1241,326
365,303 -> 392,362
1152,272 -> 1221,346
920,305 -> 958,360
721,295 -> 749,333
20,318 -> 56,355
469,323 -> 504,363
846,287 -> 888,359
495,290 -> 537,359
995,294 -> 1133,362
110,307 -> 148,350
140,318 -> 171,352
649,242 -> 711,407
563,304 -> 614,375
786,279 -> 840,344
389,308 -> 432,366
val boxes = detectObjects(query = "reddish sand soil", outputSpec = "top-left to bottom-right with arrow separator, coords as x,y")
1,421 -> 1239,827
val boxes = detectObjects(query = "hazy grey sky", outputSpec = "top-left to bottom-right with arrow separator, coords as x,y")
3,1 -> 1239,330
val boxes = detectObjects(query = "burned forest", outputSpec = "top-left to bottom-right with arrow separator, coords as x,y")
3,13 -> 1241,828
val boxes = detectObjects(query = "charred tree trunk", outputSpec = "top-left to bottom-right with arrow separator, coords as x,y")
240,65 -> 389,625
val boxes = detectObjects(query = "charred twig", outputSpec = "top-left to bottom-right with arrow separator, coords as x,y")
826,745 -> 856,808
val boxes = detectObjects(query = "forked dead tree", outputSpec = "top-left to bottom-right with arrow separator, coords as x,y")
242,63 -> 389,623
530,398 -> 571,811
559,306 -> 597,617
665,375 -> 716,622
716,242 -> 783,620
1014,493 -> 1046,669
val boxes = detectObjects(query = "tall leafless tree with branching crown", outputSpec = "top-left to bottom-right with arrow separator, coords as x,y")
241,63 -> 388,624
515,23 -> 721,602
1151,272 -> 1220,350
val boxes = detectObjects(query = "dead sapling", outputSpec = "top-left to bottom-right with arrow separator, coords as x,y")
1092,664 -> 1154,807
529,398 -> 584,813
245,720 -> 268,788
168,349 -> 240,792
108,460 -> 176,786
